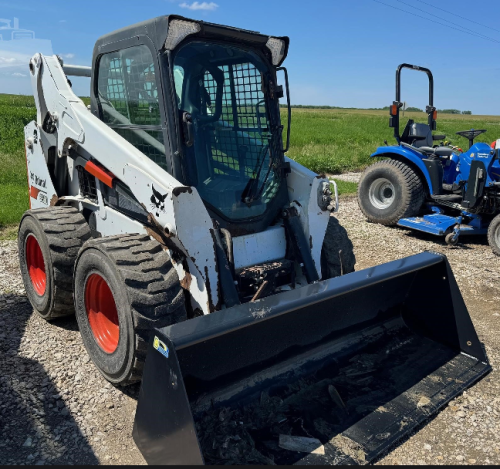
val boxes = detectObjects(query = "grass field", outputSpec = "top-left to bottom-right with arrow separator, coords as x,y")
2,93 -> 500,231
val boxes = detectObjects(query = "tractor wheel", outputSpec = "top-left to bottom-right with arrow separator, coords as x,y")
18,207 -> 91,320
487,214 -> 500,256
358,159 -> 425,226
73,234 -> 187,386
321,216 -> 356,278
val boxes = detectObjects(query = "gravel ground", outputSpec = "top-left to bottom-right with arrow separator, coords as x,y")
329,172 -> 362,183
1,196 -> 499,465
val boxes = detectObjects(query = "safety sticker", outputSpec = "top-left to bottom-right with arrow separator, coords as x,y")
153,336 -> 169,359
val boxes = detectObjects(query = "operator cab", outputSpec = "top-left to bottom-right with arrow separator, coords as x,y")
90,16 -> 291,234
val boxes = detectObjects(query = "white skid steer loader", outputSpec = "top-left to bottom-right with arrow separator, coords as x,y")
19,15 -> 489,465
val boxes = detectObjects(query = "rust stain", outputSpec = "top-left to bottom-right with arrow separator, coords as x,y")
144,213 -> 184,262
49,194 -> 59,206
180,271 -> 192,290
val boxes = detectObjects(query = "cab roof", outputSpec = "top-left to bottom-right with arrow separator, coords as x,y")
93,15 -> 289,66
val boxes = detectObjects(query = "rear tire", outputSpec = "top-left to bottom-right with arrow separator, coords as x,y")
487,214 -> 500,256
18,207 -> 91,320
321,216 -> 356,278
73,234 -> 187,386
358,159 -> 425,225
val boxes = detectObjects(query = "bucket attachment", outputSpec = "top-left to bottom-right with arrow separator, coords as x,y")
133,252 -> 490,465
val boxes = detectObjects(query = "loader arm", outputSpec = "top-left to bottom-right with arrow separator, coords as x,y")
27,53 -> 220,313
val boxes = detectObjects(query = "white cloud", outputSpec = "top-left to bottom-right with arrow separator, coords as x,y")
59,19 -> 67,23
61,53 -> 75,59
179,1 -> 218,11
0,57 -> 17,64
12,72 -> 26,77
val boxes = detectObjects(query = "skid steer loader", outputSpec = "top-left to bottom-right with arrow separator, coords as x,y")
19,15 -> 490,465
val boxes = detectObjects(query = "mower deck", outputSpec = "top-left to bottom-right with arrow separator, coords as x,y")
398,213 -> 487,237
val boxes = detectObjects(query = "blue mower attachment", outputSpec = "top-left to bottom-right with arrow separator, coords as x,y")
358,63 -> 500,254
132,252 -> 490,465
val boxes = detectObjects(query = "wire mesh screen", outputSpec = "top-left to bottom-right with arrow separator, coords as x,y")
77,166 -> 98,202
97,45 -> 166,170
203,63 -> 272,180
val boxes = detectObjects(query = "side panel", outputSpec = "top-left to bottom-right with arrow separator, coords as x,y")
371,146 -> 436,194
285,157 -> 331,279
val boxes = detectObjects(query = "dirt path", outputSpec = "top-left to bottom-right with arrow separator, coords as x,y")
1,199 -> 499,465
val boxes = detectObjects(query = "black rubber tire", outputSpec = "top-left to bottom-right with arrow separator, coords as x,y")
18,207 -> 91,320
487,214 -> 500,256
73,234 -> 187,386
321,216 -> 356,278
357,159 -> 425,226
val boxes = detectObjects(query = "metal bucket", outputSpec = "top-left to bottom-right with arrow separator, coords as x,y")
133,252 -> 490,465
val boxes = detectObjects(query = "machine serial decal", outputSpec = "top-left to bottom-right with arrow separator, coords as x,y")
39,192 -> 48,205
151,185 -> 168,217
153,336 -> 169,359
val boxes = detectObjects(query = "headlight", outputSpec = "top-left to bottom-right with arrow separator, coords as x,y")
164,20 -> 201,50
266,37 -> 286,66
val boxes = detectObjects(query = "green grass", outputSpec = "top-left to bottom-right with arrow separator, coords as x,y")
331,179 -> 358,196
1,92 -> 500,227
0,94 -> 37,230
283,108 -> 500,175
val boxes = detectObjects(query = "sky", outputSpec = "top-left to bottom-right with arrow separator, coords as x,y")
1,0 -> 500,114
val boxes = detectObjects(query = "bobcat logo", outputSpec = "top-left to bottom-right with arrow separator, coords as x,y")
150,185 -> 168,217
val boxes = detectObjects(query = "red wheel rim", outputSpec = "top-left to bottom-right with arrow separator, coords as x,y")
25,235 -> 46,296
85,274 -> 120,354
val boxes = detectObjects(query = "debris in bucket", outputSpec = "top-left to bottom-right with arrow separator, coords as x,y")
278,435 -> 325,455
194,328 -> 463,465
328,385 -> 349,415
194,349 -> 384,465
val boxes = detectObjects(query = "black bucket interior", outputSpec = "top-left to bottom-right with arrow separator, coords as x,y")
133,253 -> 490,465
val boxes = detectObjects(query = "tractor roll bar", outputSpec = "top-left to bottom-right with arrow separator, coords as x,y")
390,63 -> 436,143
396,63 -> 434,106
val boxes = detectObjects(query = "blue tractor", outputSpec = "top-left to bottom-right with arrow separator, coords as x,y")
358,63 -> 500,255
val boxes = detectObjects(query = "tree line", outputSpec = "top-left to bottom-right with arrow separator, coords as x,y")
279,104 -> 472,115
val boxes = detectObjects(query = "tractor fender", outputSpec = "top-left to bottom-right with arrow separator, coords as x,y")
370,146 -> 437,195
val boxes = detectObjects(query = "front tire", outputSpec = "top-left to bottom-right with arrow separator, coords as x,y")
487,214 -> 500,256
358,159 -> 425,225
321,216 -> 356,278
18,207 -> 91,320
73,234 -> 187,386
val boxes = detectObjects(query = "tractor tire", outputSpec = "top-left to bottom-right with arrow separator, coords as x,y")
321,216 -> 356,278
73,234 -> 187,386
358,159 -> 425,226
487,214 -> 500,257
18,207 -> 91,320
